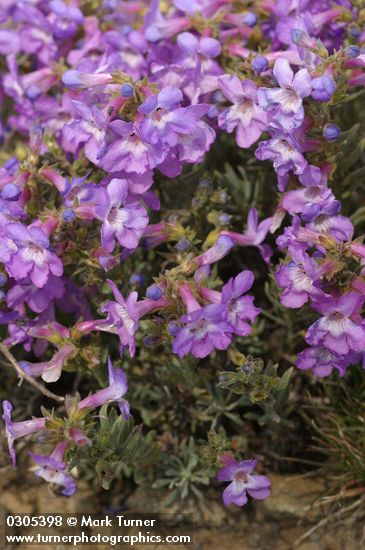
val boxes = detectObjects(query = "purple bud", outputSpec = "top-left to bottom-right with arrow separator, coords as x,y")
291,29 -> 316,49
167,321 -> 180,336
25,85 -> 41,99
143,335 -> 160,346
311,76 -> 336,102
62,70 -> 112,89
129,273 -> 145,286
146,284 -> 163,300
219,213 -> 232,225
207,105 -> 218,119
4,158 -> 18,172
349,27 -> 361,38
122,24 -> 132,35
145,25 -> 161,43
63,208 -> 76,222
30,125 -> 43,152
243,12 -> 257,27
176,239 -> 190,251
1,183 -> 21,201
346,45 -> 361,58
323,123 -> 341,141
198,235 -> 234,266
212,90 -> 224,103
120,83 -> 134,97
251,55 -> 269,74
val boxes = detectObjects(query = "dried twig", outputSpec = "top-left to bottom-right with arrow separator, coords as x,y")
293,497 -> 364,548
0,342 -> 65,403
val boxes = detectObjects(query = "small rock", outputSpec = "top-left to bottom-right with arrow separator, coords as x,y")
260,474 -> 326,519
0,490 -> 34,513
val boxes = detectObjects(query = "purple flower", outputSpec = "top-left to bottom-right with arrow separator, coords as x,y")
281,182 -> 340,221
307,213 -> 354,242
258,58 -> 312,131
275,248 -> 326,308
218,75 -> 268,148
175,116 -> 215,164
0,29 -> 20,55
172,283 -> 233,358
6,275 -> 65,313
77,280 -> 139,357
217,457 -> 271,507
221,208 -> 273,264
2,401 -> 46,466
296,346 -> 355,377
3,223 -> 63,288
87,178 -> 148,252
48,0 -> 84,39
306,292 -> 365,355
78,356 -> 130,419
62,101 -> 108,165
138,87 -> 206,146
101,280 -> 140,357
197,235 -> 234,266
176,31 -> 221,62
255,132 -> 308,191
69,428 -> 92,448
99,120 -> 165,174
221,271 -> 261,335
311,75 -> 336,102
201,271 -> 261,336
30,442 -> 76,496
20,343 -> 76,383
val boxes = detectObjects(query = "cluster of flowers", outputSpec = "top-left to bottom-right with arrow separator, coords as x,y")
0,0 -> 364,503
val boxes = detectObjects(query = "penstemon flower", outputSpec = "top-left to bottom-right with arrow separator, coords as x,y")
2,223 -> 63,288
172,283 -> 233,358
258,58 -> 312,131
2,401 -> 46,466
78,356 -> 130,420
306,293 -> 365,356
30,442 -> 76,496
217,456 -> 271,507
218,75 -> 268,148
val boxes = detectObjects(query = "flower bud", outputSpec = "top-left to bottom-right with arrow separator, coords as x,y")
63,208 -> 76,222
349,26 -> 361,38
129,273 -> 145,286
176,239 -> 190,251
146,284 -> 163,300
291,29 -> 316,49
120,83 -> 134,97
323,123 -> 341,141
62,70 -> 113,89
1,183 -> 21,201
251,55 -> 269,74
243,12 -> 257,27
167,321 -> 180,336
346,45 -> 361,58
